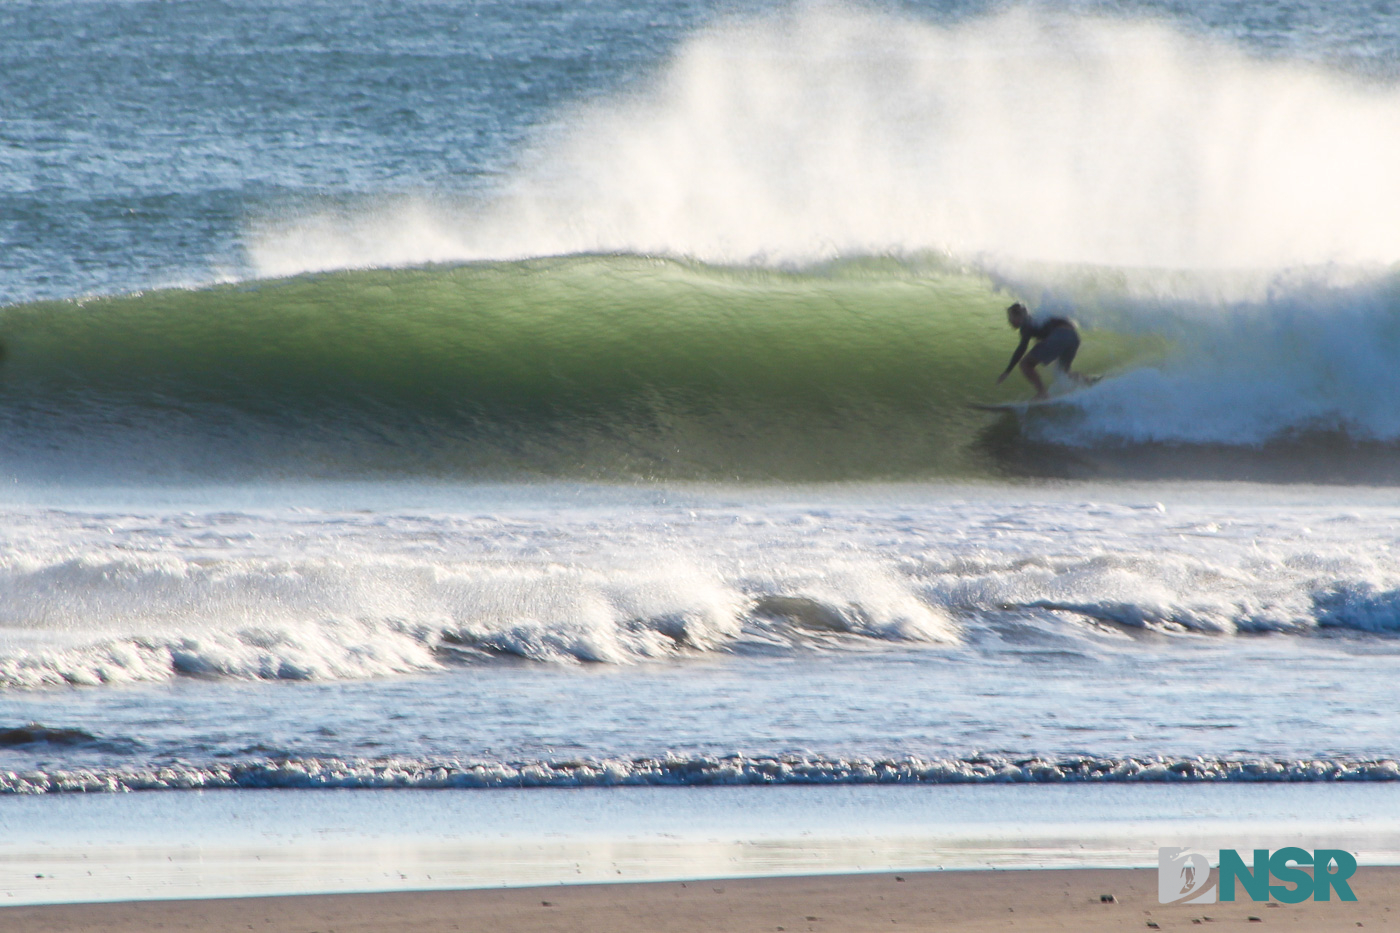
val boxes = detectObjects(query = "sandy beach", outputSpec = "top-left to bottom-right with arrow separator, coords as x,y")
2,868 -> 1393,932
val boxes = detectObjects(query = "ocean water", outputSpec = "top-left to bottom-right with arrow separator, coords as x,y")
5,0 -> 1400,900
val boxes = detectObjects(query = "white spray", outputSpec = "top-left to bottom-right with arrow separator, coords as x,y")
250,5 -> 1400,274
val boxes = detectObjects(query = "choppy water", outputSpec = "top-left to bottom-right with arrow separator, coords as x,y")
4,0 -> 1400,796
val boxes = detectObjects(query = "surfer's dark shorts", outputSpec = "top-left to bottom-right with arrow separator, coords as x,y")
1026,326 -> 1079,370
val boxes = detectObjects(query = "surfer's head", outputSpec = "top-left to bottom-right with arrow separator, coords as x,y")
1006,302 -> 1029,327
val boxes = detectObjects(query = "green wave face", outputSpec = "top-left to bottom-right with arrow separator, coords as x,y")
0,257 -> 1144,481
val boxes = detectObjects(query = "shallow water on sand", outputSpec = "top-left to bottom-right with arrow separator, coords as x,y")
5,783 -> 1400,904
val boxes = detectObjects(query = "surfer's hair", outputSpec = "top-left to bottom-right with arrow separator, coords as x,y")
1006,302 -> 1028,317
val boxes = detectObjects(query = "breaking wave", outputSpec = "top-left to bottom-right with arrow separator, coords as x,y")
3,257 -> 1400,482
0,604 -> 953,690
0,515 -> 960,689
5,499 -> 1400,690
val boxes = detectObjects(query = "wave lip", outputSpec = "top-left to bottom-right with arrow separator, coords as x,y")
0,724 -> 101,748
5,754 -> 1399,794
1312,582 -> 1400,632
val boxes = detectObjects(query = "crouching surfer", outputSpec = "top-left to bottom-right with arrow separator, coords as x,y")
996,302 -> 1090,400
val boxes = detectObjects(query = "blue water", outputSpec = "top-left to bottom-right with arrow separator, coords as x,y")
0,0 -> 707,303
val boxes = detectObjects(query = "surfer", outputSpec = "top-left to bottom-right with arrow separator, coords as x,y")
996,302 -> 1089,399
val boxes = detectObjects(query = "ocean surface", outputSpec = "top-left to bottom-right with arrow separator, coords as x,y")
4,0 -> 1400,873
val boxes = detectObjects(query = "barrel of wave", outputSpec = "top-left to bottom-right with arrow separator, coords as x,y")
0,256 -> 1140,481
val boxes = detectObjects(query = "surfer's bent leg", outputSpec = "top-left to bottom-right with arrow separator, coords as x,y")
1018,355 -> 1047,398
1026,328 -> 1081,387
1054,331 -> 1080,372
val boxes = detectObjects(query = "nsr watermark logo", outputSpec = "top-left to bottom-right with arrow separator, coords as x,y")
1159,847 -> 1359,905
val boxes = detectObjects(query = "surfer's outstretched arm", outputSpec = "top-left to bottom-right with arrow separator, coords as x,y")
997,334 -> 1031,384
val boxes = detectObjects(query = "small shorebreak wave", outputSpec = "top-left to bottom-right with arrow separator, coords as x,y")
6,753 -> 1400,794
6,568 -> 1400,690
5,497 -> 1400,690
0,724 -> 102,748
0,566 -> 955,690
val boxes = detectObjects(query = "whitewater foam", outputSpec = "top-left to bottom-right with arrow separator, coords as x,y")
6,753 -> 1400,794
0,505 -> 962,688
4,492 -> 1400,690
997,262 -> 1400,446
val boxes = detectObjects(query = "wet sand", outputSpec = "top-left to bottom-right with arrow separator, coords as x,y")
2,867 -> 1394,932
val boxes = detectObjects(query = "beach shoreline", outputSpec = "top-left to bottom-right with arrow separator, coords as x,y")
1,867 -> 1391,932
